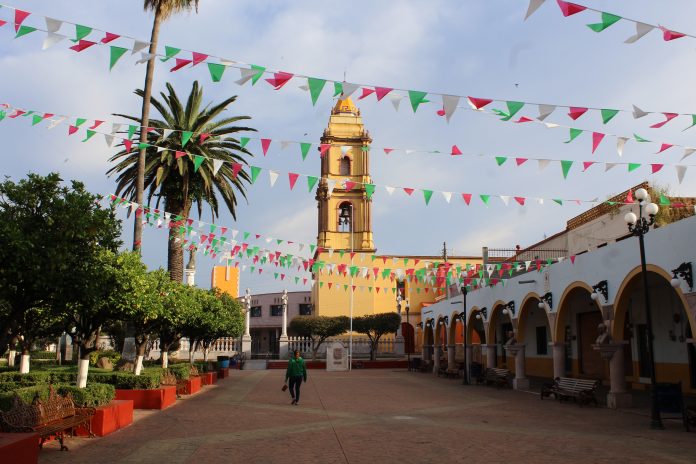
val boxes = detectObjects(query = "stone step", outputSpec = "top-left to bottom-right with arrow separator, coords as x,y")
243,359 -> 267,370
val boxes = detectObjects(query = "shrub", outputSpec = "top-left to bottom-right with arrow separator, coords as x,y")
0,371 -> 52,384
89,371 -> 162,390
57,383 -> 115,408
168,363 -> 190,380
30,351 -> 57,360
88,350 -> 121,367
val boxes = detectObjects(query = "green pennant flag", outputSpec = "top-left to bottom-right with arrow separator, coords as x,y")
250,166 -> 261,183
607,201 -> 617,206
137,143 -> 150,149
250,266 -> 255,273
82,130 -> 96,142
307,176 -> 318,192
565,128 -> 583,143
310,244 -> 316,253
601,108 -> 619,124
22,111 -> 34,117
109,46 -> 128,71
207,63 -> 226,82
634,133 -> 651,143
659,194 -> 671,205
333,82 -> 343,97
250,65 -> 266,85
422,189 -> 433,205
161,46 -> 181,62
307,78 -> 326,106
75,118 -> 87,127
181,131 -> 193,147
31,115 -> 42,126
319,282 -> 324,288
683,115 -> 696,131
193,155 -> 205,172
371,255 -> 376,261
15,26 -> 37,39
365,184 -> 376,200
560,160 -> 573,179
240,137 -> 250,148
339,250 -> 345,258
495,156 -> 507,166
587,12 -> 622,32
480,194 -> 490,205
127,125 -> 137,139
274,273 -> 279,280
74,24 -> 92,42
553,199 -> 563,206
243,232 -> 250,240
500,101 -> 524,121
300,142 -> 311,160
628,163 -> 641,172
0,111 -> 5,122
408,90 -> 429,113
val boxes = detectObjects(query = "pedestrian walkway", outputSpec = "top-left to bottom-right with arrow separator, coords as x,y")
40,370 -> 696,463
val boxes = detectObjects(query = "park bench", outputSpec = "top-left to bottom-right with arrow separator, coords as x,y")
540,377 -> 599,407
483,368 -> 511,388
0,386 -> 94,451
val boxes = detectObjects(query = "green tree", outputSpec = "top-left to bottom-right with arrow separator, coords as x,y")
353,313 -> 401,361
133,0 -> 201,254
108,81 -> 255,282
0,173 -> 121,372
157,281 -> 200,368
289,316 -> 349,361
183,289 -> 244,362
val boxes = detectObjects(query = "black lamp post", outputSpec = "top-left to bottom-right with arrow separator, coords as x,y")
460,287 -> 468,384
624,187 -> 662,430
405,301 -> 411,371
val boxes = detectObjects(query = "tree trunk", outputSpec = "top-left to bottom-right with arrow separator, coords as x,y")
168,223 -> 185,283
133,7 -> 162,253
134,337 -> 148,376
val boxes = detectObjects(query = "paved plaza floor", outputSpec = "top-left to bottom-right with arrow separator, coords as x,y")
39,369 -> 696,464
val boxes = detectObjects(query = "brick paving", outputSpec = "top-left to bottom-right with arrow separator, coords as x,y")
39,369 -> 696,464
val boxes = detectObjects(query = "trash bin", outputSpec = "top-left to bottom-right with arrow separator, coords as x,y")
217,355 -> 230,369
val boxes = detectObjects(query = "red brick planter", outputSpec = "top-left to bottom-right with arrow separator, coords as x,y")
0,433 -> 38,464
202,372 -> 217,385
184,376 -> 202,395
76,400 -> 133,437
115,386 -> 176,410
218,367 -> 230,379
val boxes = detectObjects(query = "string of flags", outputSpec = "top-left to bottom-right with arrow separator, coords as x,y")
526,0 -> 695,44
2,3 -> 696,128
0,104 -> 696,190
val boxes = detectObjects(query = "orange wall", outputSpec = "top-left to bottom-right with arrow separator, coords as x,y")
211,266 -> 240,298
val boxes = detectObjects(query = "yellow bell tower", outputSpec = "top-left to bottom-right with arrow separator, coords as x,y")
316,97 -> 375,252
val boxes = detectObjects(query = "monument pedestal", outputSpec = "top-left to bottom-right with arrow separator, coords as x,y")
593,342 -> 632,409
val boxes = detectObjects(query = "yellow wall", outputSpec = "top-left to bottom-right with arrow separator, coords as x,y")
211,266 -> 240,298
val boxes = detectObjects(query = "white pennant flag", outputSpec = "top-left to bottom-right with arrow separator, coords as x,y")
538,159 -> 551,170
136,52 -> 156,65
405,149 -> 416,155
213,159 -> 224,176
341,82 -> 360,98
388,94 -> 402,111
131,40 -> 149,55
298,84 -> 309,91
385,186 -> 395,196
47,116 -> 67,129
104,134 -> 115,147
156,146 -> 166,153
441,191 -> 452,203
675,165 -> 687,184
537,198 -> 544,205
543,122 -> 560,129
269,170 -> 279,187
499,195 -> 510,206
42,32 -> 66,50
442,95 -> 460,123
111,123 -> 122,134
45,18 -> 63,33
235,68 -> 258,86
617,137 -> 629,156
525,261 -> 532,271
537,104 -> 556,121
298,243 -> 304,252
525,0 -> 546,20
632,104 -> 648,119
625,22 -> 654,44
340,145 -> 351,155
280,141 -> 292,151
231,229 -> 239,239
161,129 -> 174,140
681,148 -> 695,161
605,162 -> 617,172
328,249 -> 334,257
326,179 -> 337,196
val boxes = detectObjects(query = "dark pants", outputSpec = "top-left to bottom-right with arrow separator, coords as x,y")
289,376 -> 303,402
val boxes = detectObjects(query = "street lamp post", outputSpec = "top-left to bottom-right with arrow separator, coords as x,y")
461,286 -> 468,384
624,187 -> 662,430
405,301 -> 411,371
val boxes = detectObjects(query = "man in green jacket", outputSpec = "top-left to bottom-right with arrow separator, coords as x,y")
285,350 -> 307,405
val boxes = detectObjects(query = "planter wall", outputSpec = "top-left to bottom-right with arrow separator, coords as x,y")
76,400 -> 133,437
218,367 -> 230,379
184,376 -> 202,395
115,386 -> 176,410
202,372 -> 217,385
0,433 -> 38,464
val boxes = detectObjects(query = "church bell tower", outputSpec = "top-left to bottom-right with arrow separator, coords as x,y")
315,97 -> 375,252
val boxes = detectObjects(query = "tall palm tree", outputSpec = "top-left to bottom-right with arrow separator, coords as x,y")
108,81 -> 255,282
134,0 -> 200,255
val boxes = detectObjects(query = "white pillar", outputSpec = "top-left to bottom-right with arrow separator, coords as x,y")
279,289 -> 289,359
551,342 -> 565,379
241,288 -> 252,360
485,344 -> 497,369
505,344 -> 530,390
594,342 -> 632,409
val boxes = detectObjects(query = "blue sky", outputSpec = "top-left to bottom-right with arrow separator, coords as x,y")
2,0 -> 695,293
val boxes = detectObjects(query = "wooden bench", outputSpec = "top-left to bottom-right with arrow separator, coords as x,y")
484,368 -> 511,388
541,377 -> 599,406
0,386 -> 94,451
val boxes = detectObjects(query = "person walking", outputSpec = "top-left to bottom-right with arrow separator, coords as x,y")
285,350 -> 307,405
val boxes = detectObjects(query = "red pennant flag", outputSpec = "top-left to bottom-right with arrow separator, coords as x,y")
382,256 -> 388,264
515,158 -> 528,166
514,116 -> 533,123
626,189 -> 634,204
232,162 -> 243,177
68,125 -> 79,135
288,172 -> 299,190
43,113 -> 54,119
200,133 -> 210,143
582,161 -> 596,172
514,197 -> 526,205
451,145 -> 462,156
191,52 -> 208,66
656,143 -> 673,154
383,148 -> 394,154
462,193 -> 472,205
556,0 -> 587,17
89,120 -> 104,129
375,87 -> 393,101
328,283 -> 333,290
124,140 -> 133,152
650,113 -> 679,129
591,132 -> 605,154
350,252 -> 356,260
376,287 -> 381,294
261,138 -> 271,156
651,164 -> 664,174
8,110 -> 25,118
319,144 -> 331,157
0,20 -> 6,28
345,181 -> 356,191
14,9 -> 30,32
100,32 -> 120,44
358,88 -> 375,100
170,58 -> 192,72
468,96 -> 493,109
70,40 -> 97,52
351,285 -> 356,292
303,278 -> 307,285
265,71 -> 293,89
373,268 -> 379,278
568,107 -> 588,120
403,188 -> 415,196
175,150 -> 186,159
570,255 -> 576,264
661,26 -> 685,41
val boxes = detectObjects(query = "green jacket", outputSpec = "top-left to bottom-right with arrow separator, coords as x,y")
285,357 -> 307,381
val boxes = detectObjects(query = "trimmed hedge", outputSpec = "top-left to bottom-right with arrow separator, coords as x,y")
89,371 -> 162,390
89,350 -> 121,367
30,351 -> 57,360
0,383 -> 115,411
168,363 -> 191,380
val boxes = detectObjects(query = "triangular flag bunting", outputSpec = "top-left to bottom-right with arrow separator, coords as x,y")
560,160 -> 573,179
587,12 -> 622,32
408,91 -> 428,112
565,128 -> 583,143
307,176 -> 318,192
307,78 -> 326,106
109,46 -> 128,70
557,0 -> 587,17
288,173 -> 299,190
601,108 -> 619,124
592,132 -> 605,154
207,63 -> 226,82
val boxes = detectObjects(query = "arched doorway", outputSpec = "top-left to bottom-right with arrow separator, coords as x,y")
488,301 -> 514,369
517,293 -> 553,378
401,322 -> 415,354
468,308 -> 487,370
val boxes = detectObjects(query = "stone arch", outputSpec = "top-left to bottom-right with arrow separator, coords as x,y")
553,281 -> 597,343
467,307 -> 487,344
517,292 -> 542,343
423,320 -> 434,346
486,300 -> 509,344
448,310 -> 462,346
434,316 -> 448,346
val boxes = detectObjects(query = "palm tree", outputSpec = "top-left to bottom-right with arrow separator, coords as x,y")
134,0 -> 201,255
108,81 -> 255,282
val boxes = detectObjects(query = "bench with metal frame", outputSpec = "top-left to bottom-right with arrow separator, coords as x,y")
541,377 -> 599,407
483,368 -> 511,388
